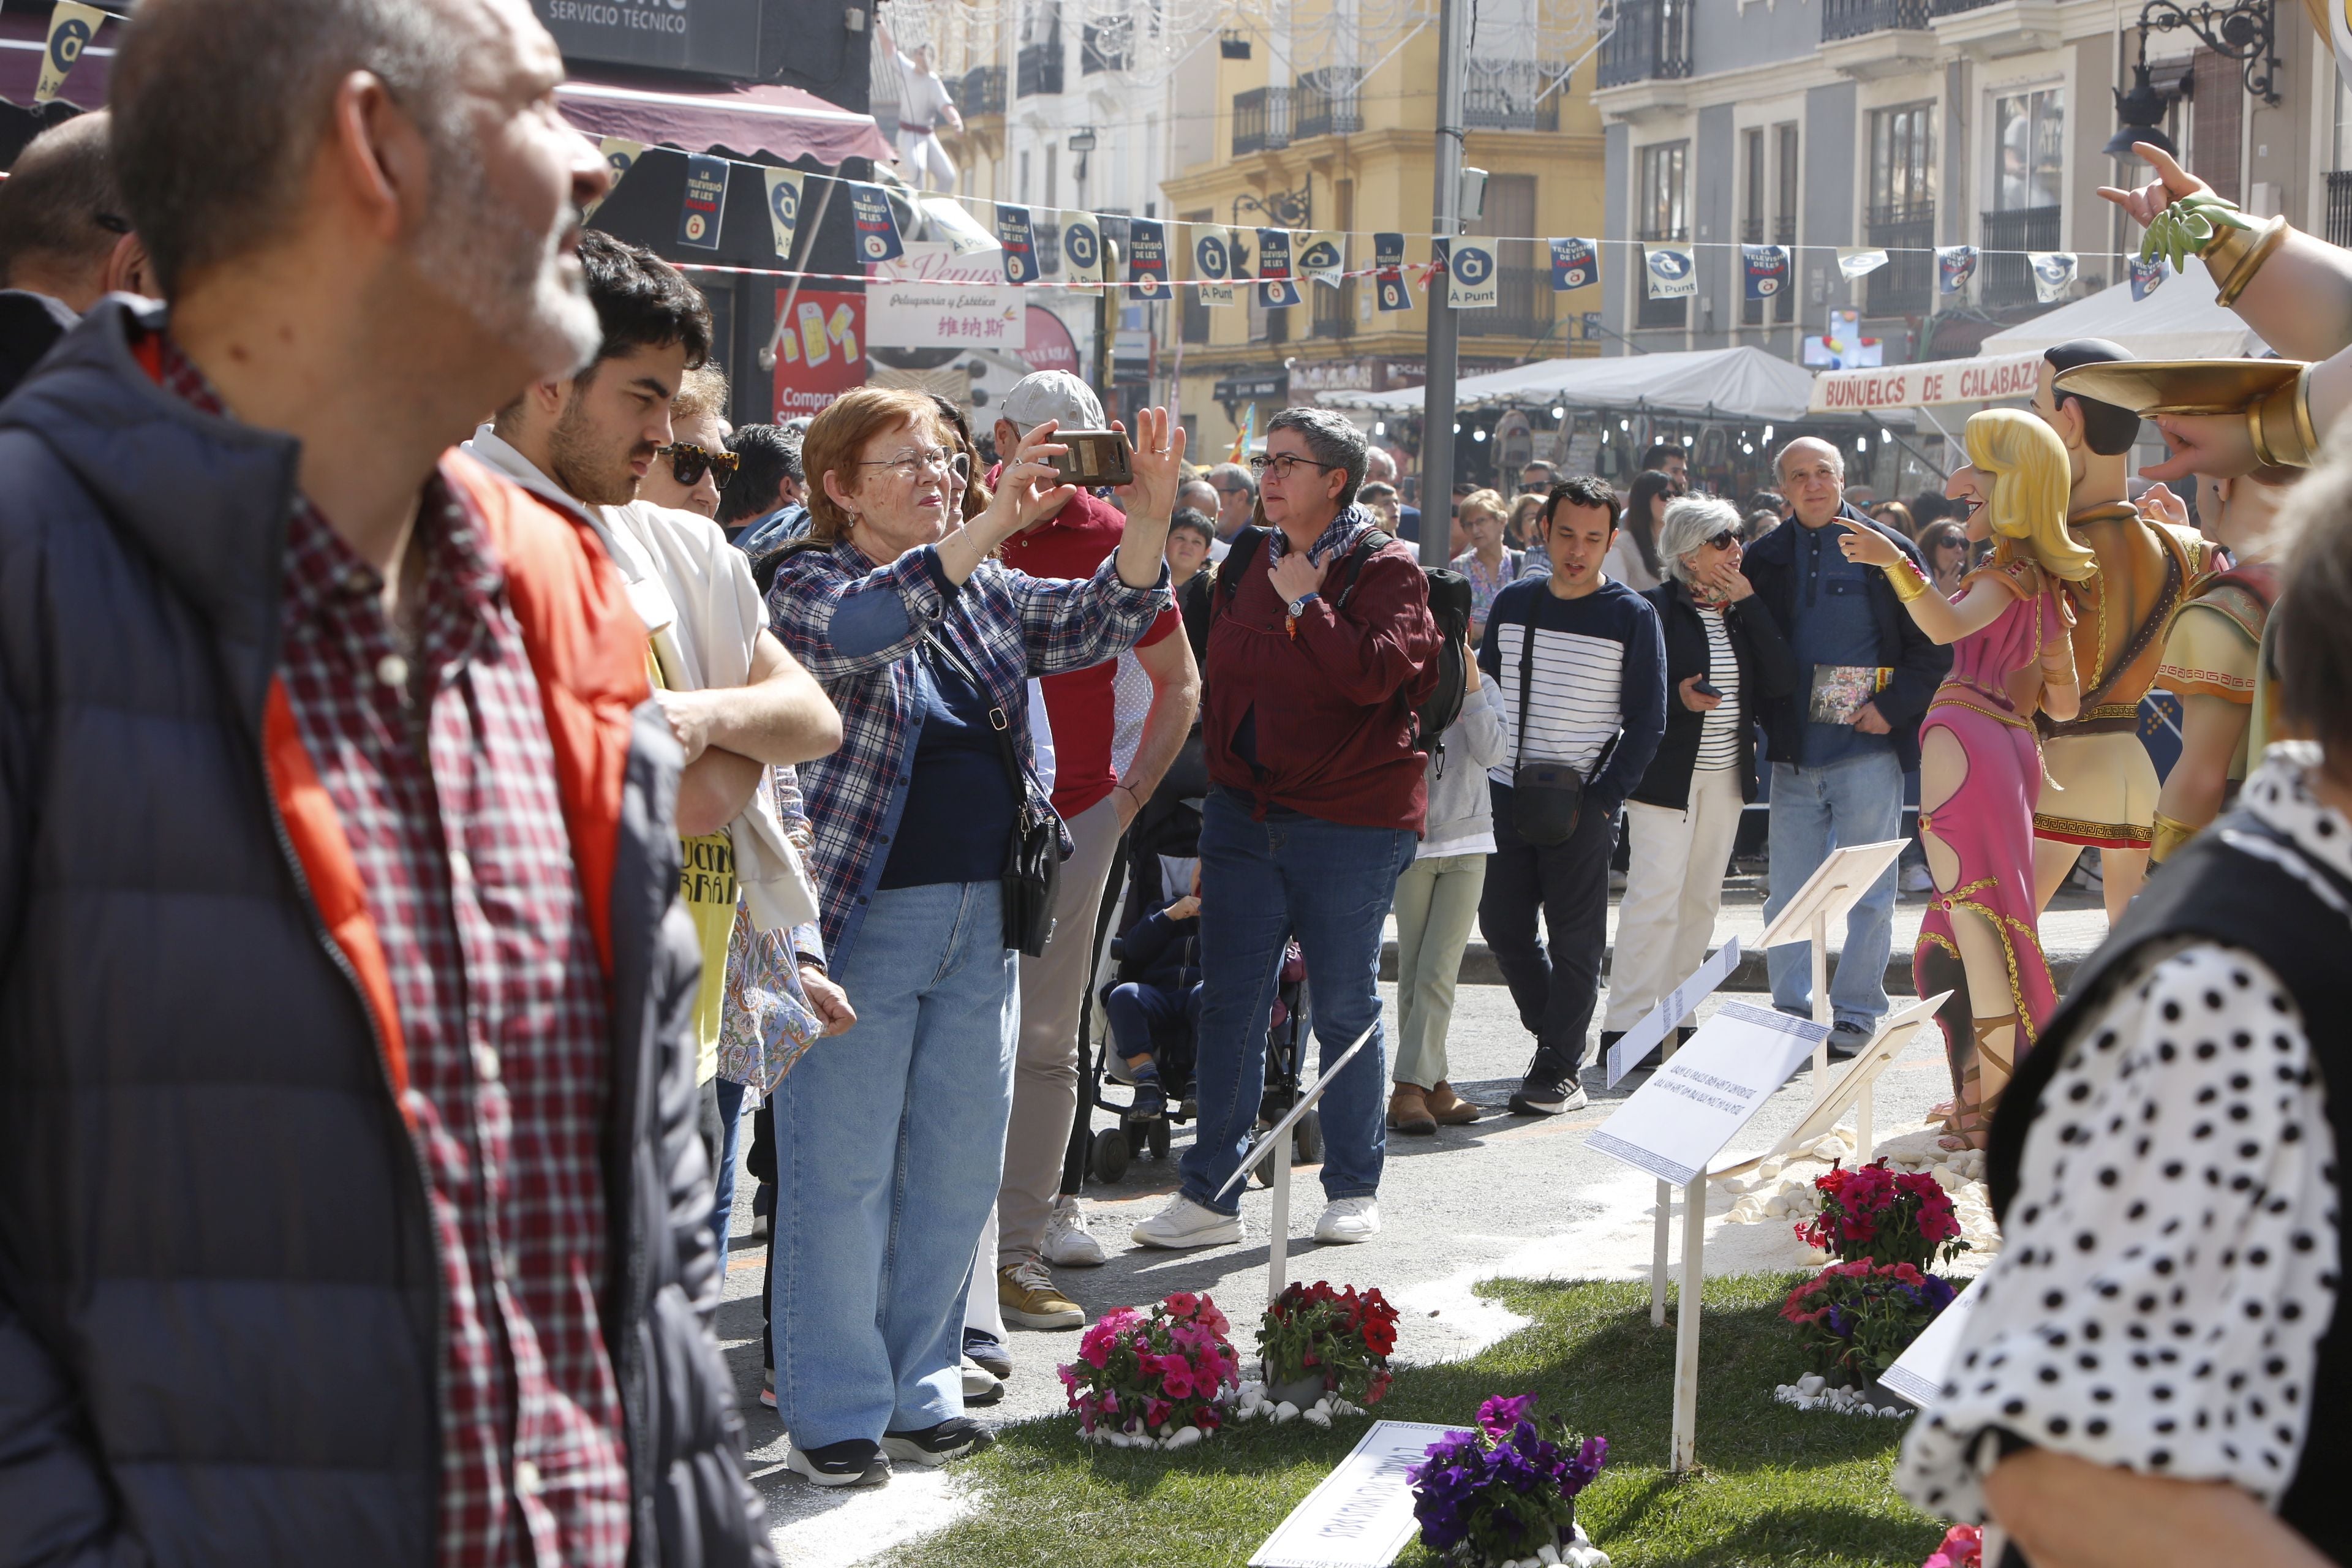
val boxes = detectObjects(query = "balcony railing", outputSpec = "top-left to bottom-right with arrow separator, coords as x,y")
1312,277 -> 1357,339
1865,200 -> 1935,314
1929,0 -> 1998,13
1233,86 -> 1292,156
1981,205 -> 2061,306
1739,216 -> 1798,324
1460,264 -> 1556,340
1597,0 -> 1692,88
2328,170 -> 2352,248
1295,67 -> 1362,138
1017,38 -> 1063,97
1635,228 -> 1689,329
1822,0 -> 1931,37
1464,61 -> 1564,129
952,64 -> 1006,118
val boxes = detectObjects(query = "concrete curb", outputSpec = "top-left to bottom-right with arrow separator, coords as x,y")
1383,938 -> 2083,995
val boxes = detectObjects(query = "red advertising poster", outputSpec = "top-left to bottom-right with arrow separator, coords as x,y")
772,288 -> 867,419
1022,304 -> 1081,376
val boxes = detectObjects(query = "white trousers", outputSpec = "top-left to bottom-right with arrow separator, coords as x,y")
896,129 -> 957,192
1604,766 -> 1744,1031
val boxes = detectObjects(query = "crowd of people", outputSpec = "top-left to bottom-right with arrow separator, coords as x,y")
8,4 -> 2352,1566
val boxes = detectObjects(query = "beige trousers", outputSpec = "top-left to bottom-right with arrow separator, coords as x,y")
1605,767 -> 1744,1031
996,794 -> 1126,1267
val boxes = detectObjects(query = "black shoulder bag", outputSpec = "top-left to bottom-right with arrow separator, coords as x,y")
927,635 -> 1061,956
1507,610 -> 1616,846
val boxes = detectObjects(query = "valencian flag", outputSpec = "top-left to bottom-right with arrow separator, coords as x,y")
584,137 -> 645,221
1741,244 -> 1790,301
1255,228 -> 1301,308
1549,237 -> 1597,291
761,168 -> 805,260
997,205 -> 1039,283
1297,232 -> 1345,288
35,1 -> 105,104
1193,227 -> 1238,305
847,182 -> 905,264
1374,232 -> 1411,312
1937,245 -> 1978,294
677,154 -> 729,251
2130,254 -> 2171,301
1229,402 -> 1257,462
2029,251 -> 2078,304
1127,218 -> 1170,300
1061,213 -> 1105,291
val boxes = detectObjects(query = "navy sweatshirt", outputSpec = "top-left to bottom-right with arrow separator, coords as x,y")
1477,576 -> 1668,817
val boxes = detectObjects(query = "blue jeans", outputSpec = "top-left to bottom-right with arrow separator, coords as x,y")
709,1076 -> 748,1275
1179,788 -> 1415,1216
769,881 -> 1017,1448
1763,751 -> 1903,1029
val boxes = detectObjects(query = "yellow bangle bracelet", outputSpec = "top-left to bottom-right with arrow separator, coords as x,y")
1883,557 -> 1930,603
2207,214 -> 2291,307
2149,810 -> 2201,865
2246,366 -> 2319,469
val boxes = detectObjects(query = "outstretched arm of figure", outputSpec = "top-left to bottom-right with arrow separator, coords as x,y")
1833,519 -> 2010,644
2139,350 -> 2352,481
2100,143 -> 2352,359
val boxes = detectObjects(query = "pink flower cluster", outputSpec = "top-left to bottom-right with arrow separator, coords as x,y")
1923,1525 -> 1981,1568
1795,1159 -> 1966,1270
1058,1291 -> 1241,1438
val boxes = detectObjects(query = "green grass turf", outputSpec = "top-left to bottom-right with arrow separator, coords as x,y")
877,1275 -> 1947,1568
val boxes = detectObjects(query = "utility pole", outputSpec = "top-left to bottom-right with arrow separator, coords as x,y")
1419,0 -> 1467,527
1096,236 -> 1123,411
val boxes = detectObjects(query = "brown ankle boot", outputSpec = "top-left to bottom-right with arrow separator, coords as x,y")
1426,1080 -> 1482,1125
1387,1084 -> 1437,1136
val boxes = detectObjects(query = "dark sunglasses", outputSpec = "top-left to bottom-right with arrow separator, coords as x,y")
1705,530 -> 1738,551
660,442 -> 739,488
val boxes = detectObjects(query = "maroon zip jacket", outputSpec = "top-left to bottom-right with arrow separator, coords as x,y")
1204,519 -> 1441,831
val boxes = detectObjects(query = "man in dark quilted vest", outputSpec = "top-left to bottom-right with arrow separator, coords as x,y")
0,0 -> 788,1562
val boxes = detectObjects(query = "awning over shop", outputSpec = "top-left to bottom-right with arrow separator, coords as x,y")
1809,353 -> 2042,414
1321,345 -> 1822,423
1979,273 -> 2273,360
557,72 -> 893,169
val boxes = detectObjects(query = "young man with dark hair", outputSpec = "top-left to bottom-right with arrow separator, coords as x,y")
722,421 -> 809,542
0,0 -> 788,1560
0,111 -> 153,398
1640,443 -> 1689,488
1479,476 -> 1667,1114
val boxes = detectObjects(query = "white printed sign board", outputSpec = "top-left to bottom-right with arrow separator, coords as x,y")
1589,1001 -> 1830,1186
1877,1278 -> 1983,1408
1607,937 -> 1742,1087
1250,1420 -> 1461,1568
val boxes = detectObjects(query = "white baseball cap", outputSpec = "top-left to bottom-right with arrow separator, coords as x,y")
1001,370 -> 1106,432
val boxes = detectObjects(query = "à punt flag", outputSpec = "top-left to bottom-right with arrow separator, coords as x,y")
1643,244 -> 1697,300
36,1 -> 105,104
1062,212 -> 1106,292
1297,232 -> 1346,288
1937,245 -> 1978,294
1374,232 -> 1411,312
846,182 -> 905,263
1193,227 -> 1240,306
1256,228 -> 1302,309
1837,247 -> 1889,279
997,205 -> 1039,283
1549,237 -> 1597,291
1447,239 -> 1499,309
1741,244 -> 1790,301
1127,218 -> 1170,300
584,137 -> 646,222
763,168 -> 805,259
2030,251 -> 2078,304
676,154 -> 729,252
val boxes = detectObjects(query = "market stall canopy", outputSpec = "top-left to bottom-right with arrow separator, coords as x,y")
1978,273 -> 2274,360
557,72 -> 893,169
1322,346 -> 1823,423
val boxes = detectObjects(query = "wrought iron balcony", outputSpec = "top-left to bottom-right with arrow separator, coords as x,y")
2328,170 -> 2352,248
1980,205 -> 2060,306
1822,0 -> 1932,39
1929,0 -> 1999,13
1864,200 -> 1935,314
1464,62 -> 1564,129
1017,38 -> 1063,97
953,64 -> 1006,118
1459,265 -> 1556,341
1233,86 -> 1293,156
1295,68 -> 1363,138
1597,0 -> 1692,87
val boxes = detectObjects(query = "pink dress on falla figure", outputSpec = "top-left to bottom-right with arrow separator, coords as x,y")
1915,558 -> 2069,1058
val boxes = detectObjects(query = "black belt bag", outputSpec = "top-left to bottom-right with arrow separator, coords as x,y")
1508,614 -> 1616,847
929,635 -> 1062,956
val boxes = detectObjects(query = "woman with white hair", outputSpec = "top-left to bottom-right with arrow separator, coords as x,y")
1600,496 -> 1798,1056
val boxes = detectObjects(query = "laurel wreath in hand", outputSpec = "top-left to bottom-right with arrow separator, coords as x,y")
2139,192 -> 2256,271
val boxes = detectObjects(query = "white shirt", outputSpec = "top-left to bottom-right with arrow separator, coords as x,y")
891,53 -> 956,130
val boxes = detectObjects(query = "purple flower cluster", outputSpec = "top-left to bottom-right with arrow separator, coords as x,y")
1406,1394 -> 1608,1561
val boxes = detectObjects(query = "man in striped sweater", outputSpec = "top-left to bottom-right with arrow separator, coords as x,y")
1479,475 -> 1668,1115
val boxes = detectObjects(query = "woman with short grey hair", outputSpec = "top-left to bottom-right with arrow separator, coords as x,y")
1601,496 -> 1798,1056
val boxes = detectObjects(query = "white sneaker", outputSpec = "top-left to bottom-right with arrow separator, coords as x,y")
1314,1196 -> 1382,1243
1129,1193 -> 1243,1250
961,1355 -> 1004,1406
1041,1194 -> 1109,1267
1899,862 -> 1934,894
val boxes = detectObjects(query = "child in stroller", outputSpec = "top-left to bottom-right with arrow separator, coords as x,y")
1103,875 -> 1201,1120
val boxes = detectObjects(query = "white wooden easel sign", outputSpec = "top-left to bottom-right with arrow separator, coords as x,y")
1216,1023 -> 1374,1309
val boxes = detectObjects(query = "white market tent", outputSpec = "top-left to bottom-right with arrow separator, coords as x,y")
1321,345 -> 1823,423
1979,273 -> 2274,359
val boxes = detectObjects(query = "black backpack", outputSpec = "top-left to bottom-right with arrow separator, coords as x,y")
1216,525 -> 1471,761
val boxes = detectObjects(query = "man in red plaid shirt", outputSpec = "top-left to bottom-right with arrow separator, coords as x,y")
0,1 -> 788,1564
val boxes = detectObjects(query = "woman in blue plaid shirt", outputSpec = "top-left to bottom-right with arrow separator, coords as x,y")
763,386 -> 1183,1487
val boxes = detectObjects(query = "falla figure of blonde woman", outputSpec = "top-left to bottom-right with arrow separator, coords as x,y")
1838,409 -> 2091,1150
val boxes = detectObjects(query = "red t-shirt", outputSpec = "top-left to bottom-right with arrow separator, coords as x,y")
997,484 -> 1178,818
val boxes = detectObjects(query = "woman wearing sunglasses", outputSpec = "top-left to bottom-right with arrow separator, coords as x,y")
1601,496 -> 1798,1059
639,363 -> 741,519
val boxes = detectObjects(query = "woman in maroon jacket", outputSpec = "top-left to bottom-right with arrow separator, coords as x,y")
1128,408 -> 1441,1251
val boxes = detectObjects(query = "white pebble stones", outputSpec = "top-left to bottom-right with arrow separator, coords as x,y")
1773,1373 -> 1908,1418
1490,1523 -> 1612,1568
1230,1378 -> 1368,1425
1078,1418 -> 1208,1450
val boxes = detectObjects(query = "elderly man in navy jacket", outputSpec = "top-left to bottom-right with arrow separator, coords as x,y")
1744,438 -> 1951,1054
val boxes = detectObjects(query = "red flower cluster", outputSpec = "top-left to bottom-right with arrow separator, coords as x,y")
1781,1259 -> 1958,1387
1259,1281 -> 1401,1404
1795,1159 -> 1966,1271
